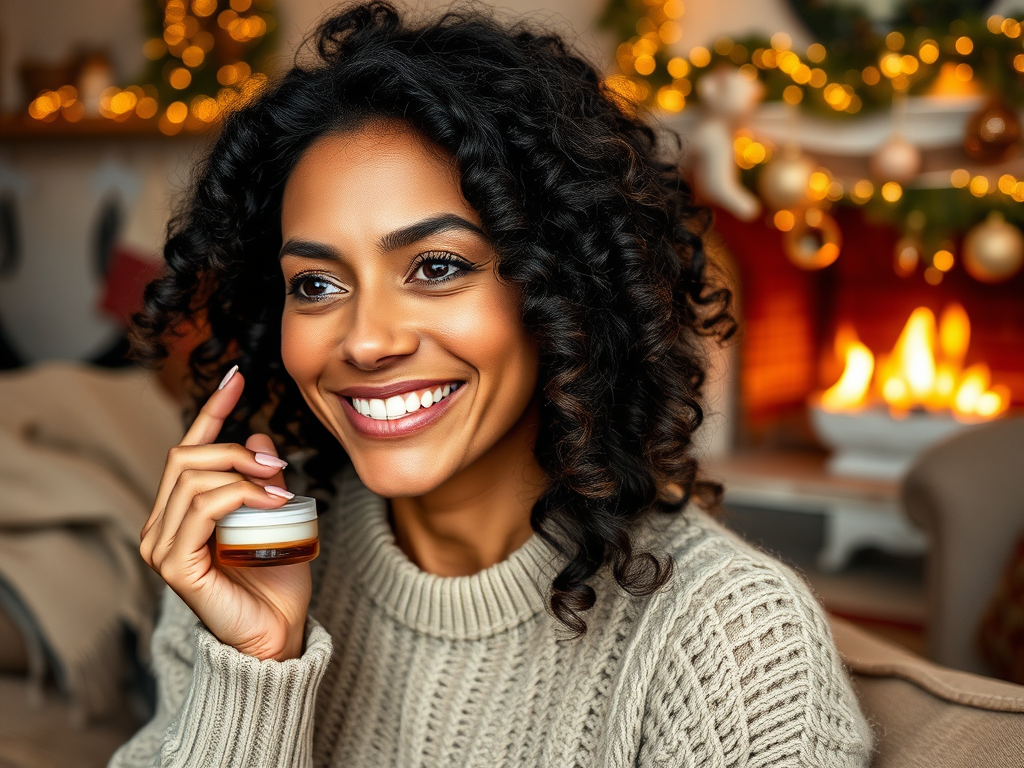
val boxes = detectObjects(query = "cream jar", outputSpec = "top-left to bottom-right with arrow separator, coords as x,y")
215,495 -> 319,567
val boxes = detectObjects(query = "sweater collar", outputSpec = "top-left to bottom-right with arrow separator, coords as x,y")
336,466 -> 563,640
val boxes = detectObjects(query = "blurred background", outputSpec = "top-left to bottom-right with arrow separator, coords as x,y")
1,0 -> 1023,765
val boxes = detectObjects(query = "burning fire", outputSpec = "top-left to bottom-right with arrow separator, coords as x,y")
819,303 -> 1010,421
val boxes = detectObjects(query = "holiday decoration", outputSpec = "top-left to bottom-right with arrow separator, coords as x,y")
784,208 -> 842,269
596,0 -> 1024,284
964,97 -> 1021,164
870,135 -> 921,183
963,212 -> 1024,283
25,0 -> 277,133
687,66 -> 764,220
758,149 -> 815,211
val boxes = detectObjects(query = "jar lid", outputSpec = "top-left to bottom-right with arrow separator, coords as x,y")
216,495 -> 317,528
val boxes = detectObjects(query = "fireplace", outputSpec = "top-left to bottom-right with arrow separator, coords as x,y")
710,204 -> 1024,454
700,204 -> 1022,582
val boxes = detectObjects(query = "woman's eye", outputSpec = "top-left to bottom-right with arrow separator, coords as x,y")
289,274 -> 343,301
415,261 -> 460,281
411,254 -> 475,283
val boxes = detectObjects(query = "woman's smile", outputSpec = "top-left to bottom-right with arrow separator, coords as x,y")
336,380 -> 465,437
279,119 -> 541,500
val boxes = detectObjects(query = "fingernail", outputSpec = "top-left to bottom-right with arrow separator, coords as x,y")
255,453 -> 288,468
265,485 -> 294,500
217,364 -> 239,390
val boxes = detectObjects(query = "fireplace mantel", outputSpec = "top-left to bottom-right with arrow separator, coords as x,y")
660,95 -> 1024,187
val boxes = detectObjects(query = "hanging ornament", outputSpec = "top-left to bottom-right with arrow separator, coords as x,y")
758,148 -> 815,210
964,97 -> 1021,165
784,208 -> 842,269
687,66 -> 765,221
963,212 -> 1024,283
870,136 -> 921,183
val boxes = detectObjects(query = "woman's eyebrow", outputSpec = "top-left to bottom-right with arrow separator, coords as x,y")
377,213 -> 487,252
279,213 -> 487,261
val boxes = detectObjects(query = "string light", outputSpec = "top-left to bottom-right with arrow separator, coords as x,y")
933,250 -> 955,272
881,182 -> 903,202
599,4 -> 1024,255
27,0 -> 274,128
773,210 -> 795,231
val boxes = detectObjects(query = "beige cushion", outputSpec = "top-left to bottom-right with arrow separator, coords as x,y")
830,616 -> 1024,768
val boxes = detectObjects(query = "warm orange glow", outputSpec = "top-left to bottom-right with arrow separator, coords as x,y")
928,62 -> 983,96
821,326 -> 875,412
773,210 -> 795,231
817,304 -> 1010,421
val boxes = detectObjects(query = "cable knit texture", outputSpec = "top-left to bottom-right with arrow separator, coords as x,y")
109,465 -> 874,767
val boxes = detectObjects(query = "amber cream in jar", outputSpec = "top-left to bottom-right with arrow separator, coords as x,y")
215,495 -> 319,567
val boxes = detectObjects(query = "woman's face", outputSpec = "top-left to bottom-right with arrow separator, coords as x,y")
279,120 -> 540,499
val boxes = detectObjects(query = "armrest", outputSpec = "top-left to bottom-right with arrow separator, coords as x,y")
829,615 -> 1024,768
900,416 -> 1024,673
830,616 -> 1024,712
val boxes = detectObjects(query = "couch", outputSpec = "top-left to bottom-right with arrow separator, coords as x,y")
1,615 -> 1021,768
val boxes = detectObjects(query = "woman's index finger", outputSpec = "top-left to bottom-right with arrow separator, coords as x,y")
180,366 -> 243,447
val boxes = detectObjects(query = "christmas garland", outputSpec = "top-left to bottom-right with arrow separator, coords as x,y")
597,0 -> 1024,283
599,0 -> 1024,116
26,0 -> 277,135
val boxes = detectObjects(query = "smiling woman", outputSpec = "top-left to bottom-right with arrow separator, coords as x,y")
113,1 -> 874,766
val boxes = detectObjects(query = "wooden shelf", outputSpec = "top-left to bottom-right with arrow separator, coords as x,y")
0,115 -> 216,140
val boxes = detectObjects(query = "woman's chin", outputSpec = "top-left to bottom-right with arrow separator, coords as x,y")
347,456 -> 454,500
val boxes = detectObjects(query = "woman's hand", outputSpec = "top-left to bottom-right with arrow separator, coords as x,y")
140,367 -> 312,661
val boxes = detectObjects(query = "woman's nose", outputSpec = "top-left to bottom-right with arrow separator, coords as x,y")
339,294 -> 419,371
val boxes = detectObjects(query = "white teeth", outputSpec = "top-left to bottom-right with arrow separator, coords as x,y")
354,384 -> 461,421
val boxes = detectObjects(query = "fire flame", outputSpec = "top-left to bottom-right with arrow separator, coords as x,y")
820,303 -> 1010,421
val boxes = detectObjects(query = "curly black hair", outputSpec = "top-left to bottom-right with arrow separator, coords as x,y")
131,0 -> 735,637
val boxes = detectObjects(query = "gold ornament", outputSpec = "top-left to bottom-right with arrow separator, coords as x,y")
964,97 -> 1021,165
758,149 -> 815,210
870,136 -> 921,183
963,212 -> 1024,283
784,208 -> 842,269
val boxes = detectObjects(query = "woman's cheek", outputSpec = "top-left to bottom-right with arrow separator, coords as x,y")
280,315 -> 338,390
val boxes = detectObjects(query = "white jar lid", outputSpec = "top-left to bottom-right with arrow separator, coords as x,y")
216,495 -> 317,528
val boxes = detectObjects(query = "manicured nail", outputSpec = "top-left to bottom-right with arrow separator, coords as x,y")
255,453 -> 288,468
265,485 -> 294,500
217,364 -> 239,390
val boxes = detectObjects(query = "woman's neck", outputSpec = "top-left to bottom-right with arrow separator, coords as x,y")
388,399 -> 546,577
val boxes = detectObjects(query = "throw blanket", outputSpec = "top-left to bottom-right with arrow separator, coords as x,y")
0,361 -> 183,720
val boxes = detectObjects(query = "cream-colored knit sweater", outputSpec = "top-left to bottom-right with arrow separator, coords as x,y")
110,465 -> 874,767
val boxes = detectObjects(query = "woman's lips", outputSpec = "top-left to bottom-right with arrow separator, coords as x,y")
337,382 -> 465,438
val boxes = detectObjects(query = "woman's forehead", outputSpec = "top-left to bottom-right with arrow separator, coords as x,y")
281,121 -> 481,242
284,123 -> 475,225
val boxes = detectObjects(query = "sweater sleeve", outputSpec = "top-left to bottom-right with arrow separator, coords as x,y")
640,555 -> 875,768
107,587 -> 333,768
